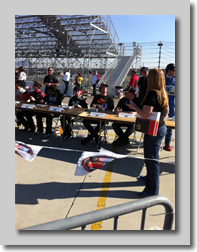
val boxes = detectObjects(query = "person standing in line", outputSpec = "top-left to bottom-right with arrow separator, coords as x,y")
89,68 -> 100,96
17,66 -> 27,88
127,69 -> 169,197
137,67 -> 149,102
163,63 -> 175,151
43,67 -> 59,94
76,72 -> 84,94
128,70 -> 139,90
63,69 -> 71,96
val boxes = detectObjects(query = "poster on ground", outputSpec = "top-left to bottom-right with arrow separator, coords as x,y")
75,148 -> 127,176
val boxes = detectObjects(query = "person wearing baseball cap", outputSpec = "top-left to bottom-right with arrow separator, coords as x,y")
60,85 -> 88,139
99,82 -> 108,91
166,63 -> 175,72
163,63 -> 175,151
112,86 -> 140,146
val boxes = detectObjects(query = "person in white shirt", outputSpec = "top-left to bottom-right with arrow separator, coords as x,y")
17,66 -> 27,88
63,69 -> 71,96
89,68 -> 100,96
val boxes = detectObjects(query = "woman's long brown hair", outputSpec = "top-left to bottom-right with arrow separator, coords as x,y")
142,68 -> 168,109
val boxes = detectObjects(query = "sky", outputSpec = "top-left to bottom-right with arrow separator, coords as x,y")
108,15 -> 175,69
109,15 -> 175,43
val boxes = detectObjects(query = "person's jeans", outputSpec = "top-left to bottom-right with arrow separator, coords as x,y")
112,123 -> 134,139
93,84 -> 96,96
63,81 -> 69,95
165,96 -> 175,145
143,125 -> 167,195
36,113 -> 54,134
17,111 -> 35,130
83,119 -> 105,137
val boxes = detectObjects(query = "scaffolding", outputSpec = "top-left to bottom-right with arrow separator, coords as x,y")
15,15 -> 143,94
15,15 -> 121,73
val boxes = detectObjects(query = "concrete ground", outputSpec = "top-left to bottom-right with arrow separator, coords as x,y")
15,94 -> 175,230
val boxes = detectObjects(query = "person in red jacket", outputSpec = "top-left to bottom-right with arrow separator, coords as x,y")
17,81 -> 46,132
22,81 -> 45,103
128,70 -> 139,90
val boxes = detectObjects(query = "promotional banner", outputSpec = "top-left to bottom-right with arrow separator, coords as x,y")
75,148 -> 127,176
15,142 -> 175,173
15,141 -> 43,162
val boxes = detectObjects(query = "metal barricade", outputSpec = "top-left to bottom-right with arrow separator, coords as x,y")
21,195 -> 174,230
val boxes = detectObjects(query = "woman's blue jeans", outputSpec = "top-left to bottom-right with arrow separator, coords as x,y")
143,125 -> 167,195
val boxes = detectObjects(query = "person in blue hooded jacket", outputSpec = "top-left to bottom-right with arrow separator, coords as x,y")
164,63 -> 175,151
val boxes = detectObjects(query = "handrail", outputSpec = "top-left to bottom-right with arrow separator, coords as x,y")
21,195 -> 174,230
98,57 -> 121,84
113,50 -> 137,87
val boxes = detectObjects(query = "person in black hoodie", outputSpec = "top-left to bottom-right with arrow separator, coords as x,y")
35,85 -> 64,137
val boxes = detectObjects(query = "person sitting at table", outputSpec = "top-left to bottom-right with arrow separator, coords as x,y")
81,82 -> 114,145
35,85 -> 64,137
60,85 -> 88,139
112,86 -> 140,146
17,81 -> 46,132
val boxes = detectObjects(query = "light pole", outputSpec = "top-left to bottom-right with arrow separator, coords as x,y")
158,41 -> 163,69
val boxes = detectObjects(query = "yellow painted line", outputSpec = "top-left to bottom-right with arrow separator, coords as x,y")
91,146 -> 116,230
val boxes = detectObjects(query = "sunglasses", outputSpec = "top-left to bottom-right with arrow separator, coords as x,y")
33,84 -> 38,86
48,69 -> 52,72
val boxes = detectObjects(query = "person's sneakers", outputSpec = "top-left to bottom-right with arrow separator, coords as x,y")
113,136 -> 130,146
22,127 -> 29,132
112,137 -> 122,146
81,135 -> 93,145
139,175 -> 147,180
45,134 -> 50,138
34,131 -> 41,135
163,144 -> 172,151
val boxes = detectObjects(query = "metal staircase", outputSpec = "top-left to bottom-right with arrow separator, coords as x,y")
100,47 -> 140,97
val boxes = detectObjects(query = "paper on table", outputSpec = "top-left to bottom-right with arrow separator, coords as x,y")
49,106 -> 63,112
89,112 -> 106,118
119,112 -> 135,118
21,104 -> 35,109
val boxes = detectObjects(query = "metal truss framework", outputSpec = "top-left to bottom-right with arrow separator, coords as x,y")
15,15 -> 121,70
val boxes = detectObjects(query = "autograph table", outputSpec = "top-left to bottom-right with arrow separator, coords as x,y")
78,110 -> 175,148
15,102 -> 87,146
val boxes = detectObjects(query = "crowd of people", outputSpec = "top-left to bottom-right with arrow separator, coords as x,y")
15,63 -> 175,198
